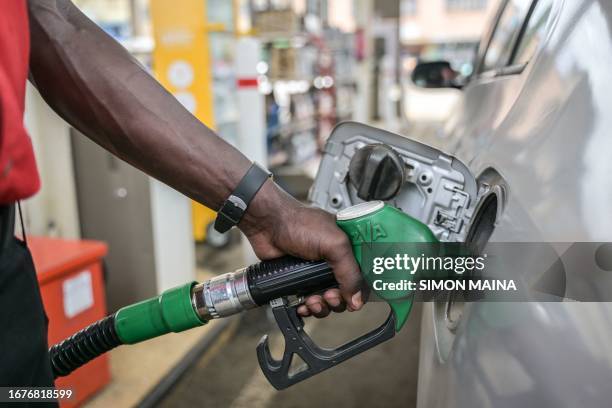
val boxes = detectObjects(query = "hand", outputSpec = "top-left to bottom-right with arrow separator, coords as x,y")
239,180 -> 364,318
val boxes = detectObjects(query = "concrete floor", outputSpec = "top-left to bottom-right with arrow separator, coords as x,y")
159,241 -> 422,408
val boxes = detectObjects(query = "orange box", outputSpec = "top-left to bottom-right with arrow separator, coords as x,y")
29,236 -> 110,408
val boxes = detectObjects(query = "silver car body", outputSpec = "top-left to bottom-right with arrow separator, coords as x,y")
418,0 -> 612,407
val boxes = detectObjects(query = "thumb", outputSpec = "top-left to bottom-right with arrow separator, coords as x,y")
323,234 -> 363,311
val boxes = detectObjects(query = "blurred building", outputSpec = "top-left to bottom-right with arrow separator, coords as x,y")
401,0 -> 499,72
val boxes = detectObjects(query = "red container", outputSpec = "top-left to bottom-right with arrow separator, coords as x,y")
29,236 -> 110,408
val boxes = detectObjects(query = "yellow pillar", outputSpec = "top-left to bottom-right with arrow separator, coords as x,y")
150,0 -> 218,241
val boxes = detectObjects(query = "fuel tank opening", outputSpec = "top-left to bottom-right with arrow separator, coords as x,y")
466,193 -> 498,254
433,190 -> 500,361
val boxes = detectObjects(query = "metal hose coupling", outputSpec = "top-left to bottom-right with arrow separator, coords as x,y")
191,267 -> 256,321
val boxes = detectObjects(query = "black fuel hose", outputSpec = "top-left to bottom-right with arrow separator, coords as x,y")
49,314 -> 121,378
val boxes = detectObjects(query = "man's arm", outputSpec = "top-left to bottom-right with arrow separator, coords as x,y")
27,0 -> 363,316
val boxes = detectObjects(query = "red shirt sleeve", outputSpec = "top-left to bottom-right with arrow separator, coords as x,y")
0,0 -> 40,204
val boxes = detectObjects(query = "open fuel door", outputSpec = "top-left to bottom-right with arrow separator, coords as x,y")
309,122 -> 480,243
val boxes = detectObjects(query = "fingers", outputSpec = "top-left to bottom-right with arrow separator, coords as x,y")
303,295 -> 330,318
323,289 -> 346,313
297,304 -> 310,317
322,233 -> 364,311
297,290 -> 347,318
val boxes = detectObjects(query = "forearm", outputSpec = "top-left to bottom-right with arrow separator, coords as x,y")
26,0 -> 364,314
27,0 -> 253,210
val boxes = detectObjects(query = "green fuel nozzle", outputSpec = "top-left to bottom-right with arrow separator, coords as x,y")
49,201 -> 437,388
335,201 -> 438,331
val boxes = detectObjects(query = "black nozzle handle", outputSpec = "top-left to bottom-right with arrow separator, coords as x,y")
246,256 -> 337,306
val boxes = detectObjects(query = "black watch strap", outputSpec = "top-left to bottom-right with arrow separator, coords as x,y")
214,163 -> 272,233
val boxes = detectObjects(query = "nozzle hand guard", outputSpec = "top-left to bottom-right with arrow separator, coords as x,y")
256,297 -> 396,390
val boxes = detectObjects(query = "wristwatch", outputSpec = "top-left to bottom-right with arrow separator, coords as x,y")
214,162 -> 272,233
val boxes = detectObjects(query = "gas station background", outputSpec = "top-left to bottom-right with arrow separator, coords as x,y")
19,1 -> 500,406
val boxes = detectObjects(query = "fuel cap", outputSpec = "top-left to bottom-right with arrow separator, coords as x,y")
348,143 -> 405,201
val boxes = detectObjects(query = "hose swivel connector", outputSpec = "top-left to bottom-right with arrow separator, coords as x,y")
191,267 -> 256,320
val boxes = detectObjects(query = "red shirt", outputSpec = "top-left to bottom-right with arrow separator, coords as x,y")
0,0 -> 40,204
